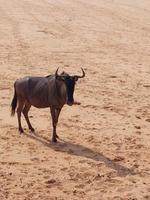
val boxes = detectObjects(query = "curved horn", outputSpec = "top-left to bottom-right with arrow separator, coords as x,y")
75,68 -> 85,78
55,67 -> 59,78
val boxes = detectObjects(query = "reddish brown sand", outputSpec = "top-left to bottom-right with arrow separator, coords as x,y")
0,0 -> 150,199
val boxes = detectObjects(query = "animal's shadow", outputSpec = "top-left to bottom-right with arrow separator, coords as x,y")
24,132 -> 136,177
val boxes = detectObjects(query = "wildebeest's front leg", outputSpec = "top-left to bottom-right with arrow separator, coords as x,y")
50,107 -> 61,142
55,108 -> 61,138
50,107 -> 57,142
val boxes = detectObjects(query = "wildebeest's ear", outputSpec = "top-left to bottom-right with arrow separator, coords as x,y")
61,71 -> 66,75
74,76 -> 78,82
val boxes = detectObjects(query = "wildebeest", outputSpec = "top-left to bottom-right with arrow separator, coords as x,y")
11,68 -> 85,142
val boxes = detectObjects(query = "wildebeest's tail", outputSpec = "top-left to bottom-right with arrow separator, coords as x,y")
11,84 -> 17,116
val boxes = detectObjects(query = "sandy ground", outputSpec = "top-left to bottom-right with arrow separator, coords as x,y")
0,0 -> 150,199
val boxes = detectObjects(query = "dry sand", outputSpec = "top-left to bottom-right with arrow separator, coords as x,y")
0,0 -> 150,199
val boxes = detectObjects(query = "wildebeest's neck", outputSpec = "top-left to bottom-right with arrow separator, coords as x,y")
47,76 -> 67,108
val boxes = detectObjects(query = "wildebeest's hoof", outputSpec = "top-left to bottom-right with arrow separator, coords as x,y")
19,128 -> 24,133
52,137 -> 57,143
30,127 -> 35,132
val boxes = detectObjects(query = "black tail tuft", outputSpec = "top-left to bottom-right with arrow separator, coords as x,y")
11,86 -> 17,116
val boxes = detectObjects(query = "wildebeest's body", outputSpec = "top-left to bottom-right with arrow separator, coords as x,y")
11,69 -> 85,142
15,76 -> 66,108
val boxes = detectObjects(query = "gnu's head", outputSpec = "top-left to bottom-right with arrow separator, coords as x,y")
55,68 -> 85,106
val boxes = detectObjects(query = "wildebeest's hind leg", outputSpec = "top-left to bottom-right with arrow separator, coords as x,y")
23,102 -> 34,132
17,97 -> 25,133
